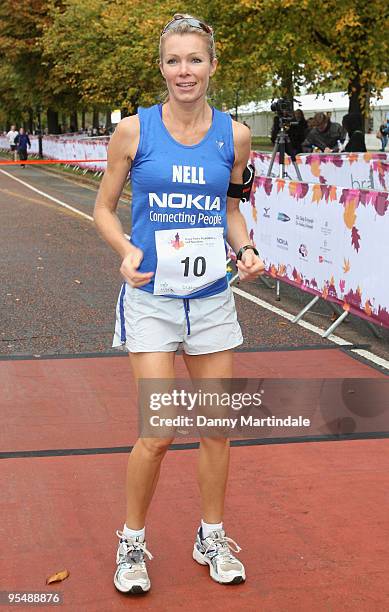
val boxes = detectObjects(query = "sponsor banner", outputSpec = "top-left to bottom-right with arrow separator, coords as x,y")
372,160 -> 389,192
251,151 -> 389,190
243,176 -> 389,328
0,135 -> 108,171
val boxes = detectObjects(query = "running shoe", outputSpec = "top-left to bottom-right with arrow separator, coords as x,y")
192,527 -> 246,584
114,530 -> 153,594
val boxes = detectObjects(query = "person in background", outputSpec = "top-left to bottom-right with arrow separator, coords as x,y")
376,117 -> 389,152
14,127 -> 31,168
288,109 -> 308,154
342,113 -> 366,153
6,124 -> 19,161
301,111 -> 344,152
306,117 -> 316,131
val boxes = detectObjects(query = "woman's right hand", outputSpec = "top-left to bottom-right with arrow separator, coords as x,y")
120,247 -> 154,287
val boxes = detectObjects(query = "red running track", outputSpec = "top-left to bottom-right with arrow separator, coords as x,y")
1,348 -> 388,611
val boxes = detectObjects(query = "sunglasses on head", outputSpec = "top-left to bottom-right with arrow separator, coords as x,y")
161,17 -> 213,37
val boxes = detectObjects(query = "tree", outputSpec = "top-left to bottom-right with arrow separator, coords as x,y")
0,0 -> 67,131
224,0 -> 389,116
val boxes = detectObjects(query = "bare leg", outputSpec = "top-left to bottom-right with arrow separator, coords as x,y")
125,352 -> 175,529
183,350 -> 233,523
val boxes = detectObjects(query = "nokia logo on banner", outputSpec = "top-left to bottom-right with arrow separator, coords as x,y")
277,212 -> 290,222
149,193 -> 221,211
277,237 -> 288,246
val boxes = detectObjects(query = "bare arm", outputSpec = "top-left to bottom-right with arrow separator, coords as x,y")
93,116 -> 154,287
226,121 -> 265,281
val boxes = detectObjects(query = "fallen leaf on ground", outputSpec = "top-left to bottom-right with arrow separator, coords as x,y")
46,570 -> 70,584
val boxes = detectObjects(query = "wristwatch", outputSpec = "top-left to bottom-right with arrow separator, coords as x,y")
236,245 -> 260,261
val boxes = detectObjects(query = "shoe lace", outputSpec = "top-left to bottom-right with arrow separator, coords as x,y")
116,530 -> 153,569
204,531 -> 242,561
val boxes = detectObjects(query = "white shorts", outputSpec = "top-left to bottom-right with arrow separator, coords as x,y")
112,284 -> 243,355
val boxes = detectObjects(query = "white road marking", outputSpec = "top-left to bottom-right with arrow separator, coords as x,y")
0,167 -> 94,221
232,286 -> 389,371
0,166 -> 130,238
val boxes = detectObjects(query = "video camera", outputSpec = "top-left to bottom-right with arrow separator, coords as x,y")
270,98 -> 297,126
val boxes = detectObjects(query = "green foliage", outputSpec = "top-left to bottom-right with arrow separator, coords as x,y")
0,0 -> 387,125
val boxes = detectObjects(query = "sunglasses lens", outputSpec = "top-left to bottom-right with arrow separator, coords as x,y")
162,17 -> 212,36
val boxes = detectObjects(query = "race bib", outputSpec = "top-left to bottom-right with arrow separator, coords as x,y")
153,227 -> 226,295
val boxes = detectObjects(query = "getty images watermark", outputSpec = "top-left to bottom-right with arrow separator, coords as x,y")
138,379 -> 388,439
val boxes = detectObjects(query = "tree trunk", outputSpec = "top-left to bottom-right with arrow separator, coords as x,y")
92,109 -> 99,130
348,73 -> 364,115
105,109 -> 112,129
280,69 -> 294,99
234,89 -> 239,121
70,111 -> 78,132
27,108 -> 33,133
81,110 -> 86,130
47,109 -> 60,134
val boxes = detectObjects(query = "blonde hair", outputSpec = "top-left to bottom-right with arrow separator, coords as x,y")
159,13 -> 216,63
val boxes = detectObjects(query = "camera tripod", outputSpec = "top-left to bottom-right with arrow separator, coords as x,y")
267,124 -> 302,181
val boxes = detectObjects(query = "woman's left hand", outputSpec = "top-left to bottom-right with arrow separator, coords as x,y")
237,250 -> 265,281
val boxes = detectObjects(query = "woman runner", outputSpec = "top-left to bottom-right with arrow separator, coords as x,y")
93,13 -> 265,594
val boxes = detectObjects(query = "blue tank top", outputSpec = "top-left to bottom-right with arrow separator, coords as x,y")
129,104 -> 234,298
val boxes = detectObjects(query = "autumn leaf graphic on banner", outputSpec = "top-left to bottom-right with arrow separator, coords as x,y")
339,279 -> 346,293
312,183 -> 322,203
374,192 -> 388,216
310,159 -> 321,177
348,153 -> 358,165
351,226 -> 361,252
292,268 -> 303,284
364,300 -> 373,317
297,183 -> 309,198
276,178 -> 285,192
343,201 -> 357,229
344,288 -> 362,308
251,203 -> 257,223
343,258 -> 351,273
289,182 -> 309,199
264,178 -> 273,195
329,186 -> 337,201
332,156 -> 343,168
289,182 -> 297,197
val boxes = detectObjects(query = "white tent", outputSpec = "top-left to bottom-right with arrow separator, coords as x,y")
238,88 -> 389,138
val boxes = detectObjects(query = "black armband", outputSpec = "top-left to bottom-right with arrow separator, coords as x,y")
227,163 -> 255,202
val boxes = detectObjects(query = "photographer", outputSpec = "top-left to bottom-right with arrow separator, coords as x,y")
289,109 -> 308,154
302,112 -> 345,152
342,113 -> 366,153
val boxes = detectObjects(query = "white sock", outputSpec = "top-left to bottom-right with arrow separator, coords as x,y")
123,523 -> 145,541
201,519 -> 223,539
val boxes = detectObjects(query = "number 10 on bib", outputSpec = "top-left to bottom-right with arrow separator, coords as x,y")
153,227 -> 226,296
